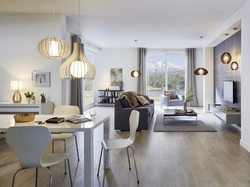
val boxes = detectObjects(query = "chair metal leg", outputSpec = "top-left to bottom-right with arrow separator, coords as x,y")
73,134 -> 80,161
126,147 -> 131,170
66,157 -> 73,187
12,168 -> 26,187
46,167 -> 52,187
102,149 -> 109,187
128,146 -> 139,183
97,147 -> 103,177
63,139 -> 67,175
35,167 -> 38,187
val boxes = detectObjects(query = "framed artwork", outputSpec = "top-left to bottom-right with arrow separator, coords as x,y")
32,71 -> 50,87
110,68 -> 122,86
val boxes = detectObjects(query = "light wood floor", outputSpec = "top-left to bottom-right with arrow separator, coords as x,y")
1,103 -> 250,187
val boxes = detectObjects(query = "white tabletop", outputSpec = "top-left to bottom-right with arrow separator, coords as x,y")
0,114 -> 110,133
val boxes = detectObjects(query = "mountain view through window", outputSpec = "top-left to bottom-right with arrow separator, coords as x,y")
146,54 -> 186,101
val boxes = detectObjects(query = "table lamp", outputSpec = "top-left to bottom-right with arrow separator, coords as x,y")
11,81 -> 23,103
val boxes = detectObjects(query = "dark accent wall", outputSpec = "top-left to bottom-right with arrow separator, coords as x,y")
214,31 -> 241,111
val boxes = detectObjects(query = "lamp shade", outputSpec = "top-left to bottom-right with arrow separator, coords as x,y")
60,43 -> 96,79
11,81 -> 23,90
194,68 -> 208,75
38,38 -> 70,59
131,70 -> 141,78
230,61 -> 238,70
221,52 -> 232,64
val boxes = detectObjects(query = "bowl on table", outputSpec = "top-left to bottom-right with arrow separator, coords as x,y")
14,113 -> 35,123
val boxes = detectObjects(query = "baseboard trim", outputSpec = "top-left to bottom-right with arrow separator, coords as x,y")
240,139 -> 250,153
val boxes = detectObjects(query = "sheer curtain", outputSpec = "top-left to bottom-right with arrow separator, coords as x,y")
70,35 -> 83,114
185,48 -> 199,106
138,48 -> 147,94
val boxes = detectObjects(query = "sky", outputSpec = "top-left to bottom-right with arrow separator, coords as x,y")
147,55 -> 186,68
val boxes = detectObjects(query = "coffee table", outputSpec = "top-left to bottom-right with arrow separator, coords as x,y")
163,109 -> 197,125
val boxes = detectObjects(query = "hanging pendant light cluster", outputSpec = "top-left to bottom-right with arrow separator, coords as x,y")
60,0 -> 96,79
221,28 -> 239,71
221,34 -> 231,64
60,42 -> 96,79
194,67 -> 208,75
38,0 -> 69,59
131,70 -> 141,78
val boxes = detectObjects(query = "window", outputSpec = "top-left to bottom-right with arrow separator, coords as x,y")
146,51 -> 186,101
84,50 -> 94,107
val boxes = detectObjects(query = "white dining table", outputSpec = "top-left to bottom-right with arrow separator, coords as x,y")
0,114 -> 110,187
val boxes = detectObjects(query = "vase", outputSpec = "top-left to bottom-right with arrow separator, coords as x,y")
119,81 -> 123,91
41,98 -> 46,103
183,102 -> 187,113
26,97 -> 31,104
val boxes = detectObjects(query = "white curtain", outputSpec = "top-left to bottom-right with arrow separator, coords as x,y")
138,48 -> 147,94
185,48 -> 199,106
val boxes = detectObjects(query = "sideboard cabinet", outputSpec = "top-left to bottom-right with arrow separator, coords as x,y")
0,101 -> 54,114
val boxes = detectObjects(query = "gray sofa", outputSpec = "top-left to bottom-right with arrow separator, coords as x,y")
114,98 -> 154,131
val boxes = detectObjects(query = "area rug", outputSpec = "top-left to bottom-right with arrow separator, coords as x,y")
153,114 -> 217,132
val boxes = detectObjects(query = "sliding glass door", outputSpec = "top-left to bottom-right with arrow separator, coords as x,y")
84,50 -> 94,108
146,51 -> 186,101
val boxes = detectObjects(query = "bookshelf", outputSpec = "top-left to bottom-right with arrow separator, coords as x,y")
98,90 -> 123,106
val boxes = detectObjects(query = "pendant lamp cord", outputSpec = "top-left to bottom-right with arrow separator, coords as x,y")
53,0 -> 56,38
78,0 -> 81,38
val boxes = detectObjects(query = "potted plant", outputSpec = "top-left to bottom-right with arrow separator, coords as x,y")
40,93 -> 46,103
31,95 -> 36,104
24,91 -> 34,104
184,88 -> 195,112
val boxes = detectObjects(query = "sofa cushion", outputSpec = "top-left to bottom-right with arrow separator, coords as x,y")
120,98 -> 130,108
164,92 -> 176,99
136,95 -> 150,106
137,94 -> 151,103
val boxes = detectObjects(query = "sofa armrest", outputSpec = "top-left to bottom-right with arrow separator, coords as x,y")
161,94 -> 170,105
177,94 -> 185,101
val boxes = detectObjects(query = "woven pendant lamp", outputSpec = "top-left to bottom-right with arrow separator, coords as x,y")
38,0 -> 69,59
38,38 -> 69,59
60,43 -> 96,79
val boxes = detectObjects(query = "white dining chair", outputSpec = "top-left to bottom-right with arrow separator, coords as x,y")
97,110 -> 140,186
6,126 -> 73,187
52,105 -> 80,173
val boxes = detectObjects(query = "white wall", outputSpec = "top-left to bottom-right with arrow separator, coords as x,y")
94,48 -> 138,105
0,13 -> 66,106
203,1 -> 250,152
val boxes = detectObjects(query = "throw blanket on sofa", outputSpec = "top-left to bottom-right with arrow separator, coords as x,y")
119,92 -> 138,108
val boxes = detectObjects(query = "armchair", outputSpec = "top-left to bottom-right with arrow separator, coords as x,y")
161,90 -> 184,109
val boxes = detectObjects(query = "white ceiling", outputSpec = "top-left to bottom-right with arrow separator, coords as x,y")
1,0 -> 246,49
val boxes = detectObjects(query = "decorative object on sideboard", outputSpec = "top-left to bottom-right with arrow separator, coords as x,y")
11,81 -> 23,104
119,81 -> 123,91
221,33 -> 232,64
40,93 -> 46,103
194,67 -> 208,75
37,0 -> 69,59
60,0 -> 96,80
131,70 -> 141,78
32,71 -> 50,87
110,68 -> 122,86
31,95 -> 36,104
24,91 -> 34,104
